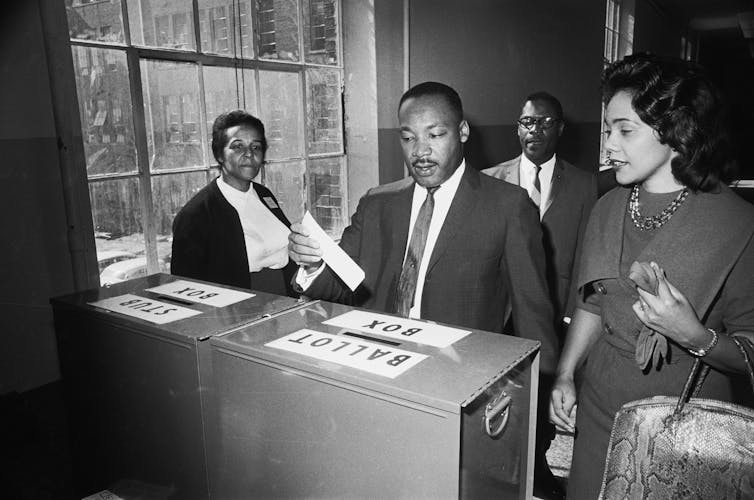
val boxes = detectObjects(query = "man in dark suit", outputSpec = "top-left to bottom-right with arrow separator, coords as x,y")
288,81 -> 558,376
483,92 -> 597,499
290,83 -> 559,496
483,92 -> 597,332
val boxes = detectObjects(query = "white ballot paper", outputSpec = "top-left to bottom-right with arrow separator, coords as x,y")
301,211 -> 365,291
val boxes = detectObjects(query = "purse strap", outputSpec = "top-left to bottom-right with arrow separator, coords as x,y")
732,335 -> 754,391
674,335 -> 754,415
674,358 -> 708,415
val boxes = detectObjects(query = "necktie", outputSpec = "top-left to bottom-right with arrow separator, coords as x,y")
531,164 -> 542,207
393,186 -> 438,317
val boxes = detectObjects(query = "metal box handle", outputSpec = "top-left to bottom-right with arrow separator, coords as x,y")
483,391 -> 511,438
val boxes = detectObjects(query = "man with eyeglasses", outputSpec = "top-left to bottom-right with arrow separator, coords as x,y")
483,91 -> 597,500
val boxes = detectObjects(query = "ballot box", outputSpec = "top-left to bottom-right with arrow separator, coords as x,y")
207,301 -> 539,499
50,273 -> 307,500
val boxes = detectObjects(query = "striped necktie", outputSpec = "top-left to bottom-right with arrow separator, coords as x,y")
393,186 -> 439,317
531,164 -> 542,207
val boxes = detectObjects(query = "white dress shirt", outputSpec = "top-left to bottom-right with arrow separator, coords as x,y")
296,161 -> 467,320
403,161 -> 465,318
519,154 -> 556,219
217,177 -> 290,272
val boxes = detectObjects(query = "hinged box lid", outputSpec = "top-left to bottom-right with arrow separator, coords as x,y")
212,301 -> 539,413
51,273 -> 306,342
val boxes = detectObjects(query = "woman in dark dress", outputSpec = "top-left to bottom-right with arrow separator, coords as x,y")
549,53 -> 754,499
171,110 -> 297,296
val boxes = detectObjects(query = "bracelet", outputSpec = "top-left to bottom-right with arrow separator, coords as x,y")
688,328 -> 719,357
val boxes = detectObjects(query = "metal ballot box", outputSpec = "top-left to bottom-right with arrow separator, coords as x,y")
207,301 -> 539,499
51,273 -> 306,500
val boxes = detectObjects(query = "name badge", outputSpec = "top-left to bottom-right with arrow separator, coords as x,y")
89,293 -> 201,324
263,196 -> 279,209
323,310 -> 471,348
146,279 -> 254,307
266,329 -> 427,378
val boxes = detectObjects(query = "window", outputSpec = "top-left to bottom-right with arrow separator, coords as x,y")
600,0 -> 635,167
65,0 -> 345,283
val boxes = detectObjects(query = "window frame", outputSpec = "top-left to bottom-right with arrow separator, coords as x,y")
67,0 -> 346,279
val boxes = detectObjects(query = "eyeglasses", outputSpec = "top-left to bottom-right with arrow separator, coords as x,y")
517,116 -> 560,130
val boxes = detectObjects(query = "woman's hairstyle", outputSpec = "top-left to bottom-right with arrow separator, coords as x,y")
211,110 -> 268,164
602,52 -> 736,191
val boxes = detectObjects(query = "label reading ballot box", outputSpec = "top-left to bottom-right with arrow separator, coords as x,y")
323,310 -> 471,348
266,329 -> 428,378
145,279 -> 254,308
88,293 -> 202,324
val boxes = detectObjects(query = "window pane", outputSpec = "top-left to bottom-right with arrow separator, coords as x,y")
141,60 -> 205,170
197,0 -> 254,57
204,66 -> 258,160
306,67 -> 343,154
263,160 -> 306,224
126,0 -> 196,50
152,171 -> 210,262
308,156 -> 346,237
68,0 -> 125,43
71,46 -> 138,176
258,70 -> 304,160
90,178 -> 147,283
256,0 -> 300,61
303,0 -> 338,65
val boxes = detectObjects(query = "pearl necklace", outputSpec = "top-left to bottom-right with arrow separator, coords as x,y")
629,184 -> 689,231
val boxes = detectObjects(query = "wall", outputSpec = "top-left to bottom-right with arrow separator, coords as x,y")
0,3 -> 79,393
376,0 -> 606,183
633,0 -> 685,57
375,0 -> 407,184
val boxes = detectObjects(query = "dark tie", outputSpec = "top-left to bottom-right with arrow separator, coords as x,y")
393,186 -> 439,317
531,164 -> 542,207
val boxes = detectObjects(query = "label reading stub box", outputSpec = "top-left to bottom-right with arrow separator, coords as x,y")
88,293 -> 201,324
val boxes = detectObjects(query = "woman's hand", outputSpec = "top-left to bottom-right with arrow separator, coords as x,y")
549,375 -> 577,433
288,223 -> 324,272
633,262 -> 708,350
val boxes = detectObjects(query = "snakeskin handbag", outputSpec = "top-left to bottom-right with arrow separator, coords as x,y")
598,336 -> 754,499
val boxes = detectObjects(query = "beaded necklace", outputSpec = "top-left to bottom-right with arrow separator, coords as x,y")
629,184 -> 689,231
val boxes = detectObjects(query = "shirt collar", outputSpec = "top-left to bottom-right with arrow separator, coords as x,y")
412,159 -> 466,198
217,176 -> 259,208
520,153 -> 557,173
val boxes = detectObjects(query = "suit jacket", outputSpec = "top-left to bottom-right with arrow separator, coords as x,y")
305,165 -> 559,373
171,177 -> 297,294
482,156 -> 597,323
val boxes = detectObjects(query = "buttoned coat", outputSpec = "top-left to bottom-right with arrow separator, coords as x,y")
304,165 -> 559,373
482,156 -> 597,323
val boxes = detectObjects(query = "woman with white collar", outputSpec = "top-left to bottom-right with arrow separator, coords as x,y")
171,110 -> 296,296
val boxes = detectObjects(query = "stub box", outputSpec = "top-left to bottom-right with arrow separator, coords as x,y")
207,301 -> 539,499
50,273 -> 306,500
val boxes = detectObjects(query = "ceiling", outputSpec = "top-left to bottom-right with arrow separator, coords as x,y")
654,0 -> 754,59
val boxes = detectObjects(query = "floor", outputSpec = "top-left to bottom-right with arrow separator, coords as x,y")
3,382 -> 574,500
2,383 -> 75,500
545,430 -> 574,495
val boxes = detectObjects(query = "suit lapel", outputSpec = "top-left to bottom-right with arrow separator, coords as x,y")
426,167 -> 480,273
542,158 -> 565,216
505,157 -> 521,186
392,182 -> 414,259
252,182 -> 290,227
